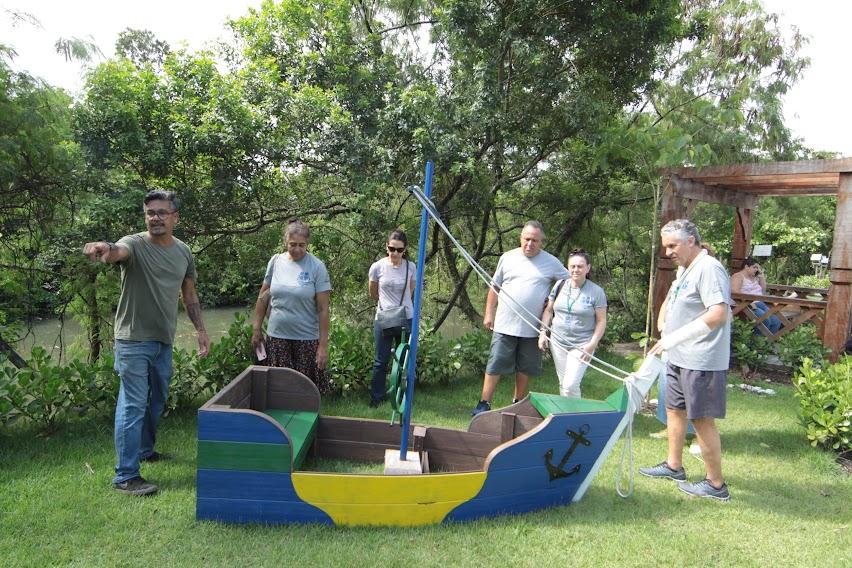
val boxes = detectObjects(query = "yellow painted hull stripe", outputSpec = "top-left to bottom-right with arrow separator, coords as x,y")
292,471 -> 487,526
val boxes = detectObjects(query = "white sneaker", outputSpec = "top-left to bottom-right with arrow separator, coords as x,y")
689,441 -> 702,456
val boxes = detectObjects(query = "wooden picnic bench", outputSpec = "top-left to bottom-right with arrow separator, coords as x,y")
731,284 -> 828,342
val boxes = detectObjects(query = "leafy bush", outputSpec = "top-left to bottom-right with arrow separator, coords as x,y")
601,311 -> 629,346
0,347 -> 114,432
792,274 -> 830,290
324,317 -> 491,393
777,324 -> 829,369
730,318 -> 771,376
0,315 -> 255,430
0,313 -> 492,428
415,326 -> 491,385
794,356 -> 852,452
176,312 -> 254,408
326,316 -> 374,394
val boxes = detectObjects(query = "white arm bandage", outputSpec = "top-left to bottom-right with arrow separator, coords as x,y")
659,318 -> 712,350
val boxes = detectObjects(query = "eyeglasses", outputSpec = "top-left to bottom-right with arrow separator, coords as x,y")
144,209 -> 175,219
387,246 -> 405,253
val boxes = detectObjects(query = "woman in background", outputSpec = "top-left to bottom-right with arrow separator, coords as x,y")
730,257 -> 781,335
367,229 -> 416,407
251,219 -> 333,394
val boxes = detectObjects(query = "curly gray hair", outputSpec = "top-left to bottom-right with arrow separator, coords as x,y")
660,219 -> 701,245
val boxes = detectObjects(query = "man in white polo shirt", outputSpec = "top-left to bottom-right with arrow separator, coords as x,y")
471,221 -> 568,416
642,219 -> 732,501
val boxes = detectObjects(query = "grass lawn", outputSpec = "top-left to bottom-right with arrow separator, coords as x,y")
1,352 -> 850,567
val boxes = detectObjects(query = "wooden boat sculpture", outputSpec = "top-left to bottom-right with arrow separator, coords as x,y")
196,163 -> 661,526
196,358 -> 660,527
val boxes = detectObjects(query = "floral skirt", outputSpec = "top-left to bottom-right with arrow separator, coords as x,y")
265,336 -> 333,395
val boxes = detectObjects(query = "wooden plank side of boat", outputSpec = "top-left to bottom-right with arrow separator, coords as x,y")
445,399 -> 625,522
291,470 -> 487,527
195,365 -> 643,526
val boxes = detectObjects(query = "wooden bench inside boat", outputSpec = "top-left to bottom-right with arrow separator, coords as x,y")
198,367 -> 629,477
197,366 -> 320,472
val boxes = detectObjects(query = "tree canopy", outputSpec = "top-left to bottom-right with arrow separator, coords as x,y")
0,0 -> 832,361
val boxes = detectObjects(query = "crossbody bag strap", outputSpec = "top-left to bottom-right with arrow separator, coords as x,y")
553,278 -> 567,301
397,260 -> 409,306
378,260 -> 410,311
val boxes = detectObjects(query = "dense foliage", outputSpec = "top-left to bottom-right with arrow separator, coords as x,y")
776,324 -> 831,370
0,1 -> 833,365
794,356 -> 852,452
0,313 -> 492,430
730,318 -> 771,377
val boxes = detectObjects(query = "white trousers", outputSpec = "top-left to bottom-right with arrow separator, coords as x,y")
550,345 -> 591,398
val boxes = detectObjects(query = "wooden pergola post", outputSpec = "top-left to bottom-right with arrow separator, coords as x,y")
652,174 -> 757,336
824,174 -> 852,360
655,159 -> 852,359
731,206 -> 753,271
651,179 -> 686,335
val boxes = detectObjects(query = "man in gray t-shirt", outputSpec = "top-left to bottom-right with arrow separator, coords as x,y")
471,221 -> 568,416
642,219 -> 732,502
83,190 -> 209,497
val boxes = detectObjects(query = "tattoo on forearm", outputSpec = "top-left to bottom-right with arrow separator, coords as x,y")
185,301 -> 206,332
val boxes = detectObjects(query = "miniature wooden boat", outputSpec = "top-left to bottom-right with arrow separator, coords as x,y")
196,357 -> 660,526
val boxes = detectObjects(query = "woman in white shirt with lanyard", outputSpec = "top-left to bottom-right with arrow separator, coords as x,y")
538,249 -> 607,398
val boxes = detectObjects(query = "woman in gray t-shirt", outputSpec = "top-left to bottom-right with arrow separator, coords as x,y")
251,220 -> 332,394
538,249 -> 607,398
367,229 -> 416,407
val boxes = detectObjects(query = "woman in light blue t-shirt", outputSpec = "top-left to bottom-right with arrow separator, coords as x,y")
251,219 -> 332,394
538,248 -> 607,398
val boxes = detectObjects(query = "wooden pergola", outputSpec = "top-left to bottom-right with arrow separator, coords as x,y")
654,158 -> 852,360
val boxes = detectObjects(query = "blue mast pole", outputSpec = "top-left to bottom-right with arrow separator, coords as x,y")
399,161 -> 433,460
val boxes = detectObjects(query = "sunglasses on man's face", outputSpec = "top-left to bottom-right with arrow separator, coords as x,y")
387,246 -> 405,253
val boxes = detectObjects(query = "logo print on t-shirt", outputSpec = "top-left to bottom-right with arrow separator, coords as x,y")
297,271 -> 311,286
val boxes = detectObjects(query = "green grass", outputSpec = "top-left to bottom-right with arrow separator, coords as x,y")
1,352 -> 850,567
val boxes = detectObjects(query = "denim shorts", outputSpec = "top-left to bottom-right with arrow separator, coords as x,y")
665,363 -> 727,419
485,332 -> 542,376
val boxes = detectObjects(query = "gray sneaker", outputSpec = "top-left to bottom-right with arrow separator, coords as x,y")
638,461 -> 687,481
678,478 -> 730,501
113,476 -> 158,496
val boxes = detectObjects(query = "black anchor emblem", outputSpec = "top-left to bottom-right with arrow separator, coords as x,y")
544,424 -> 591,481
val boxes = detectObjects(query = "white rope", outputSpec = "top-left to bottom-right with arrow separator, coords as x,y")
408,184 -> 661,499
614,377 -> 643,498
408,185 -> 629,383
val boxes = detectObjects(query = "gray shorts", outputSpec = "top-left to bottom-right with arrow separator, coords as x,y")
485,332 -> 542,376
665,363 -> 727,419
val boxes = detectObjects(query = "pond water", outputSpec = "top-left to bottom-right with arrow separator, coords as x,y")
12,306 -> 253,362
11,306 -> 474,363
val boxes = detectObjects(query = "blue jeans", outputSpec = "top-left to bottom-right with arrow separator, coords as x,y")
752,301 -> 782,335
112,340 -> 173,483
369,319 -> 412,403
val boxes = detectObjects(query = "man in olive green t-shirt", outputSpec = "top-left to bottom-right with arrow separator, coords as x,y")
83,190 -> 209,496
